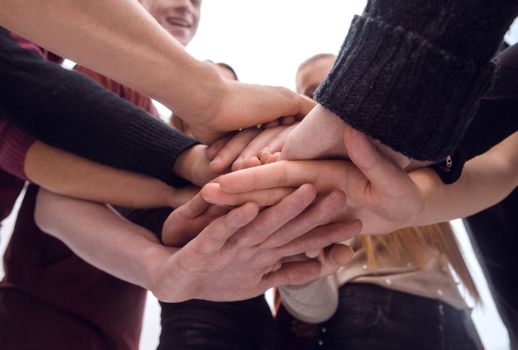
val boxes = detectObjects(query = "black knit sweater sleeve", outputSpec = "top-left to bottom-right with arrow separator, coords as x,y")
0,27 -> 197,186
316,0 -> 518,161
114,206 -> 171,242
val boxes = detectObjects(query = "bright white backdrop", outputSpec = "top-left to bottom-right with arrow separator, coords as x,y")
0,1 -> 514,349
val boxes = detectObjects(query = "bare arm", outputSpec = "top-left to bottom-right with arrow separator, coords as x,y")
411,131 -> 518,226
34,188 -> 174,290
26,141 -> 195,208
0,0 -> 202,109
0,0 -> 314,143
35,185 -> 359,302
207,130 -> 518,234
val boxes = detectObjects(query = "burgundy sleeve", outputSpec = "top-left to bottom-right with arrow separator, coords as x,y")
0,117 -> 35,180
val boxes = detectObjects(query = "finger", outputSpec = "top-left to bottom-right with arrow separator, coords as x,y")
162,198 -> 228,246
220,159 -> 350,195
264,120 -> 281,128
305,249 -> 322,259
260,191 -> 348,249
181,192 -> 211,218
318,244 -> 354,277
219,161 -> 316,193
265,152 -> 281,164
233,127 -> 286,170
206,135 -> 232,160
167,186 -> 199,208
191,202 -> 259,254
202,183 -> 294,207
230,184 -> 317,247
257,125 -> 295,158
234,156 -> 262,171
280,116 -> 296,126
262,259 -> 321,287
257,150 -> 273,164
209,129 -> 261,173
272,220 -> 361,260
344,124 -> 416,197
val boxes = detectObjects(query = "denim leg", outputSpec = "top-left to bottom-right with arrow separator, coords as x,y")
157,295 -> 280,350
312,284 -> 479,350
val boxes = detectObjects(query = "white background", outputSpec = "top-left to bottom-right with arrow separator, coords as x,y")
2,1 -> 517,349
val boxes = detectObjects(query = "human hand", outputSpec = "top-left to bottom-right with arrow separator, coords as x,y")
186,78 -> 315,144
204,124 -> 426,235
281,104 -> 348,161
164,186 -> 200,209
172,144 -> 220,186
206,124 -> 296,173
153,185 -> 359,302
282,104 -> 416,169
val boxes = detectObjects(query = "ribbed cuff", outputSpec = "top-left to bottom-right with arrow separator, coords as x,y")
0,119 -> 35,180
316,15 -> 494,161
114,113 -> 199,187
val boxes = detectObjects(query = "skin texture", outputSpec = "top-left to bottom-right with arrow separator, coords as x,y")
0,0 -> 315,145
12,0 -> 209,207
24,141 -> 196,208
36,186 -> 359,302
208,129 -> 518,235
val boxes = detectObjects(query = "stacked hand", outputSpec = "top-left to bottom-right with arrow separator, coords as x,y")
202,117 -> 426,236
157,187 -> 359,302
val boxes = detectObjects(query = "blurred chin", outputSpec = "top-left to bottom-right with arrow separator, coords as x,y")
168,29 -> 192,46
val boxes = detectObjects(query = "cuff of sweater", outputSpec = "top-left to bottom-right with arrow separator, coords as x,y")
0,120 -> 35,180
315,15 -> 494,161
125,116 -> 199,187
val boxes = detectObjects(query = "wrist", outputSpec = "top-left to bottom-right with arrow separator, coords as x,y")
147,249 -> 199,302
173,144 -> 199,182
406,167 -> 442,227
168,61 -> 225,124
143,244 -> 185,301
173,144 -> 215,186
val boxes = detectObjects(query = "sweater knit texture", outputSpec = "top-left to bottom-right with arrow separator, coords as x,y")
316,0 -> 518,161
0,28 -> 197,186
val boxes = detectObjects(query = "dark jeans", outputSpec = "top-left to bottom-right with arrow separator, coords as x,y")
158,296 -> 281,350
278,283 -> 480,350
465,189 -> 518,349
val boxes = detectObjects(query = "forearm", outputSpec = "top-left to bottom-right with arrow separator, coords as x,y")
26,141 -> 188,208
0,28 -> 197,184
0,0 -> 223,111
34,189 -> 178,290
411,132 -> 518,226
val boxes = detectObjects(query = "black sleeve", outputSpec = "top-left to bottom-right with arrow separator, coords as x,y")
315,0 -> 518,162
433,43 -> 518,184
114,206 -> 172,242
0,27 -> 197,186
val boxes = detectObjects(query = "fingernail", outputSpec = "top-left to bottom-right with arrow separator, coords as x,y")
232,157 -> 243,168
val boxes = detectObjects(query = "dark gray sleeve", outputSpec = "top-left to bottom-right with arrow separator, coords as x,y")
316,0 -> 518,161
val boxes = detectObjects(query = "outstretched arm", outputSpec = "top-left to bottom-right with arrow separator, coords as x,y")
0,118 -> 195,207
0,2 -> 314,143
34,189 -> 174,291
411,131 -> 518,225
36,185 -> 359,302
206,128 -> 518,234
26,141 -> 196,208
